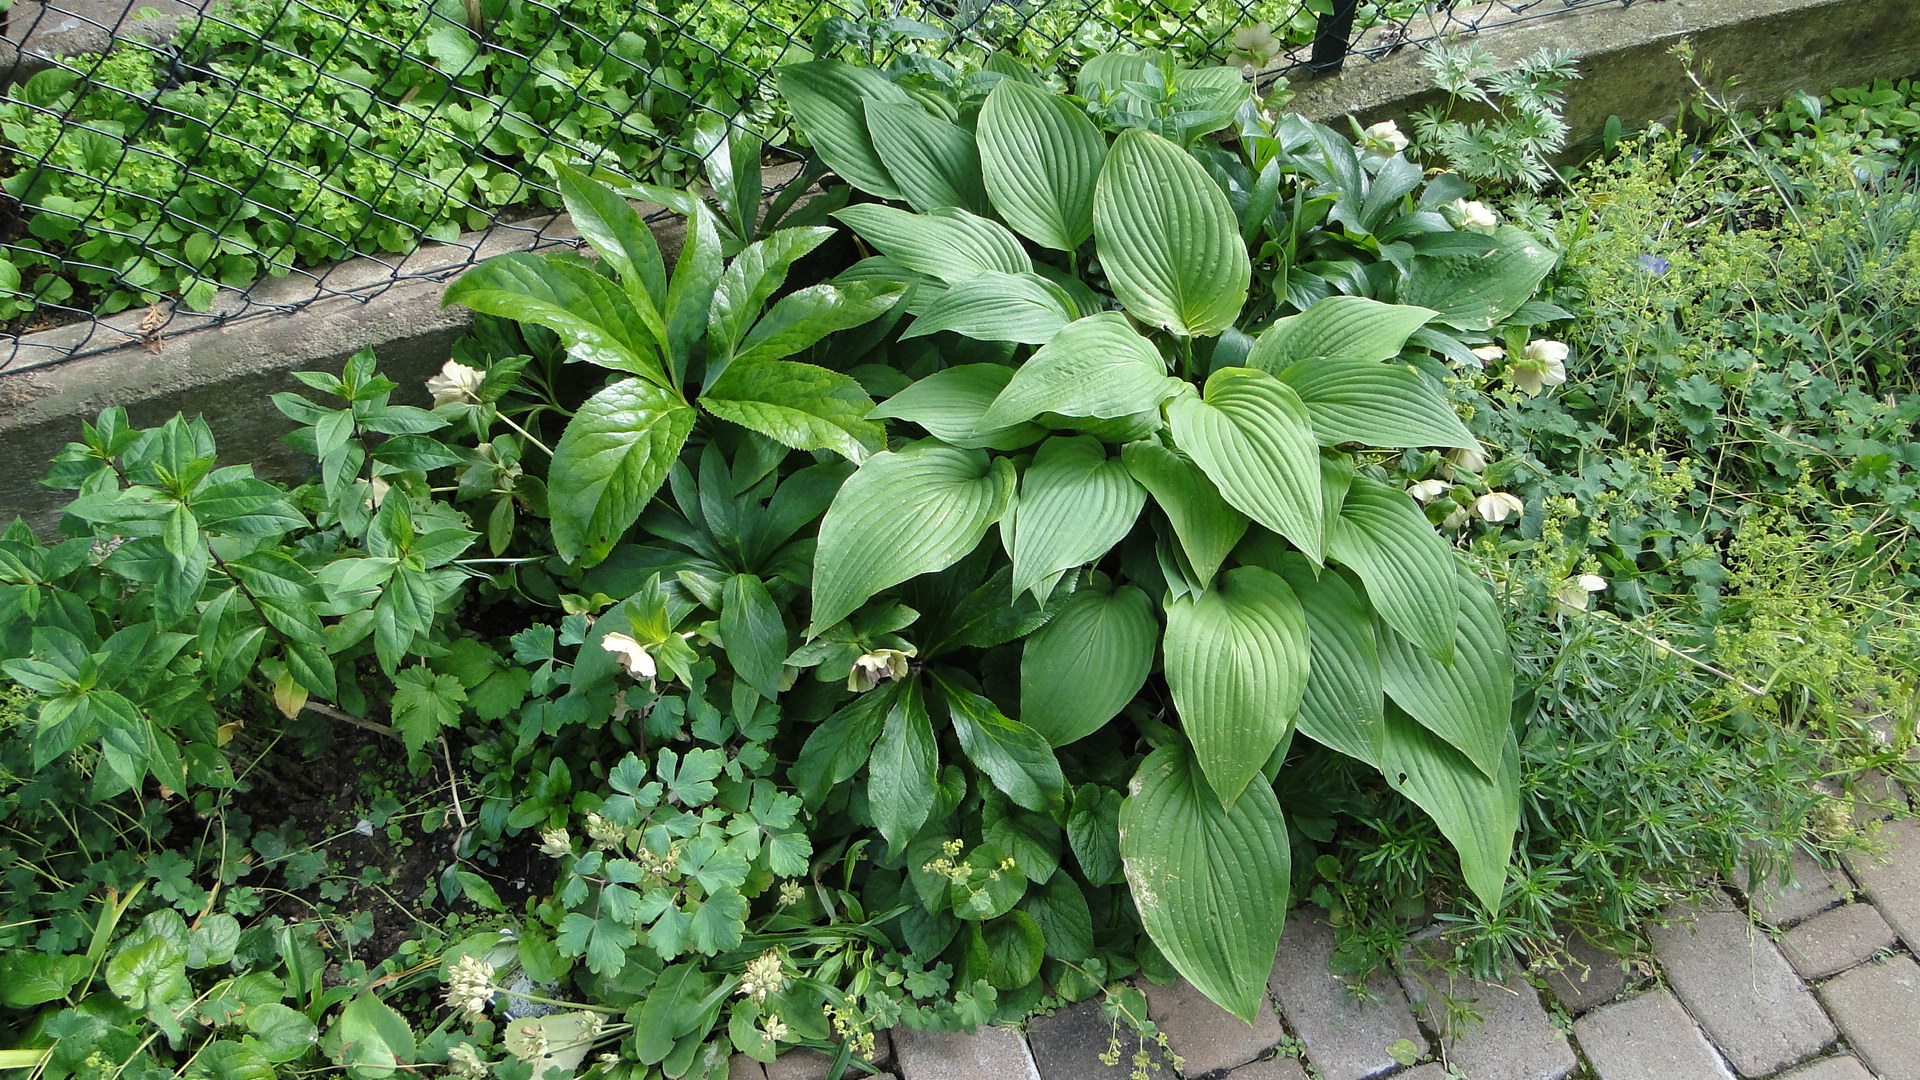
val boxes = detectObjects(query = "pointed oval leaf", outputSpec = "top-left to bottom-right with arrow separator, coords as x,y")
1381,703 -> 1518,911
1163,565 -> 1308,805
1020,578 -> 1157,747
708,225 -> 835,360
1120,743 -> 1289,1024
1277,358 -> 1477,449
966,911 -> 1047,990
978,78 -> 1107,251
554,162 -> 667,309
700,359 -> 883,462
549,379 -> 696,565
1399,225 -> 1558,331
776,61 -> 914,199
939,673 -> 1065,813
869,679 -> 937,852
1376,567 -> 1512,779
1326,475 -> 1457,661
1094,128 -> 1248,337
1121,441 -> 1248,590
867,365 -> 1046,451
809,442 -> 1015,635
444,253 -> 667,384
1167,368 -> 1324,562
733,280 -> 905,367
865,100 -> 991,214
1271,555 -> 1383,767
833,204 -> 1030,284
901,271 -> 1076,345
1005,437 -> 1146,603
982,313 -> 1181,429
1246,296 -> 1436,370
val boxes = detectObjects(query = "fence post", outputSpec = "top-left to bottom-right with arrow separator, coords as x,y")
1308,0 -> 1359,75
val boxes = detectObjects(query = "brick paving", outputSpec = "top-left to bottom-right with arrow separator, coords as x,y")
776,816 -> 1920,1080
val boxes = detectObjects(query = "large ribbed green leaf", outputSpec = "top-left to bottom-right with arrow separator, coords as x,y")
1019,576 -> 1157,747
1276,359 -> 1477,449
865,100 -> 991,214
977,78 -> 1106,251
982,313 -> 1182,429
1121,441 -> 1248,590
1120,743 -> 1289,1024
1246,296 -> 1436,370
548,379 -> 696,565
1381,703 -> 1518,911
1163,565 -> 1308,805
1271,556 -> 1383,768
866,365 -> 1046,451
1093,128 -> 1248,337
901,272 -> 1076,345
1004,437 -> 1146,603
1400,225 -> 1557,331
1166,368 -> 1323,562
833,204 -> 1030,283
776,61 -> 914,200
809,442 -> 1015,635
1326,475 -> 1458,661
1376,568 -> 1512,779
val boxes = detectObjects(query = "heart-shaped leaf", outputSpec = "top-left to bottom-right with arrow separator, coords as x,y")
983,313 -> 1181,429
1400,225 -> 1558,330
776,61 -> 915,200
1247,295 -> 1435,370
1020,576 -> 1157,747
1167,368 -> 1323,562
1326,475 -> 1458,661
1121,441 -> 1248,590
1004,436 -> 1145,603
1271,555 -> 1383,768
868,365 -> 1046,451
1376,567 -> 1512,779
866,100 -> 991,214
1276,358 -> 1477,449
1381,703 -> 1518,911
833,204 -> 1030,283
901,271 -> 1076,344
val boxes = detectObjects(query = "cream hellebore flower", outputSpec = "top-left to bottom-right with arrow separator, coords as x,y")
426,360 -> 485,408
1441,444 -> 1489,479
601,631 -> 657,680
1361,119 -> 1410,156
1225,23 -> 1280,70
848,647 -> 915,692
1472,491 -> 1525,523
1553,573 -> 1608,616
1452,198 -> 1498,232
1508,338 -> 1569,396
1441,505 -> 1472,530
1470,344 -> 1506,366
1406,479 -> 1452,504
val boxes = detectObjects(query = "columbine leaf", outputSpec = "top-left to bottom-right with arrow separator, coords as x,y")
1003,436 -> 1145,603
981,313 -> 1182,429
977,78 -> 1107,251
865,100 -> 991,214
833,204 -> 1030,283
1376,567 -> 1512,779
1326,475 -> 1458,661
776,61 -> 915,199
549,378 -> 697,565
1019,576 -> 1156,747
390,667 -> 465,754
1167,368 -> 1323,562
1276,358 -> 1476,449
1093,128 -> 1248,337
1120,441 -> 1247,590
700,360 -> 883,462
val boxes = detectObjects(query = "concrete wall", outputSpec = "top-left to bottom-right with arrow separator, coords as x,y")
3,0 -> 1919,529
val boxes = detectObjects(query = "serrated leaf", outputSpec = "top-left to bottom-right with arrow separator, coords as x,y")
833,204 -> 1030,283
868,365 -> 1046,451
981,313 -> 1181,429
901,271 -> 1075,345
1246,295 -> 1436,370
390,667 -> 465,753
776,61 -> 915,199
938,674 -> 1064,813
700,360 -> 882,462
1276,358 -> 1476,449
809,442 -> 1015,635
868,679 -> 936,851
1121,441 -> 1247,590
732,280 -> 904,367
333,995 -> 415,1078
1327,475 -> 1458,661
1376,567 -> 1512,779
1167,368 -> 1323,562
978,78 -> 1107,251
1020,578 -> 1156,747
708,226 -> 834,360
1163,565 -> 1308,804
720,574 -> 786,700
1120,743 -> 1288,1024
556,162 -> 667,309
549,378 -> 696,564
1094,128 -> 1248,336
443,253 -> 666,383
865,100 -> 990,213
1381,703 -> 1518,911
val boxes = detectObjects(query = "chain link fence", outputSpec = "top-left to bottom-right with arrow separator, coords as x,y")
0,0 -> 1636,372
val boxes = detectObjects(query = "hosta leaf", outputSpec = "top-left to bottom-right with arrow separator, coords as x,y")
1020,576 -> 1156,747
700,359 -> 884,462
833,204 -> 1030,283
1276,358 -> 1477,449
1376,568 -> 1512,779
1167,368 -> 1323,562
869,679 -> 937,852
809,442 -> 1015,635
550,378 -> 696,565
1381,703 -> 1518,911
444,253 -> 666,384
939,673 -> 1065,813
1163,565 -> 1308,804
1326,475 -> 1457,661
865,100 -> 991,214
1120,743 -> 1289,1024
1094,128 -> 1248,337
1399,225 -> 1558,331
901,271 -> 1076,345
978,78 -> 1107,251
1246,296 -> 1436,370
777,61 -> 915,199
981,313 -> 1182,429
1271,555 -> 1383,767
867,365 -> 1046,451
1004,436 -> 1145,603
1121,441 -> 1247,590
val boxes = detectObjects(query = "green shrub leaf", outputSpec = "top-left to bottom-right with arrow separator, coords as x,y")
1381,703 -> 1519,911
1376,568 -> 1513,779
982,312 -> 1182,429
1272,556 -> 1384,767
1094,128 -> 1248,337
1121,441 -> 1248,590
939,674 -> 1065,814
1400,225 -> 1558,330
1167,368 -> 1323,562
1019,576 -> 1157,747
978,78 -> 1107,251
549,378 -> 697,565
776,61 -> 914,200
1277,358 -> 1477,449
901,271 -> 1077,345
444,253 -> 667,385
1005,436 -> 1146,603
869,679 -> 938,852
833,204 -> 1030,283
700,359 -> 884,462
555,161 -> 666,309
865,100 -> 990,214
868,365 -> 1048,451
1247,296 -> 1436,369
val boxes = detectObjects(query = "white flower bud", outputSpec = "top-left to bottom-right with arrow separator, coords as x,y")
1361,119 -> 1410,155
1452,199 -> 1498,232
1406,479 -> 1452,504
426,361 -> 485,408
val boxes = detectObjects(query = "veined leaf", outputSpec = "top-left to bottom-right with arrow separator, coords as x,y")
700,360 -> 883,462
1326,475 -> 1457,661
1399,225 -> 1558,331
1121,441 -> 1247,590
444,253 -> 667,385
832,204 -> 1030,283
555,162 -> 667,309
1094,128 -> 1248,337
1246,295 -> 1436,370
901,271 -> 1075,345
938,673 -> 1064,813
981,313 -> 1182,429
867,365 -> 1045,451
1376,567 -> 1512,779
865,100 -> 990,214
809,442 -> 1015,635
550,379 -> 697,565
1020,577 -> 1156,747
708,226 -> 835,361
777,61 -> 914,199
720,574 -> 786,701
869,679 -> 937,852
978,78 -> 1106,251
664,201 -> 724,385
1381,703 -> 1518,911
1163,565 -> 1308,804
1120,743 -> 1289,1024
732,281 -> 904,367
1167,368 -> 1323,562
1004,436 -> 1145,603
1271,555 -> 1383,767
1276,358 -> 1477,449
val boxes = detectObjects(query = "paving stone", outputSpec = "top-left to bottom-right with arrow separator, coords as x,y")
1647,906 -> 1835,1076
1221,1057 -> 1309,1080
1776,1058 -> 1875,1080
1814,955 -> 1920,1080
1538,930 -> 1629,1015
731,1054 -> 769,1080
1027,998 -> 1170,1080
1396,952 -> 1574,1080
893,1027 -> 1039,1080
1744,846 -> 1846,927
769,1034 -> 895,1080
1142,977 -> 1284,1076
1571,990 -> 1736,1080
1266,914 -> 1424,1080
1842,817 -> 1920,953
1389,1067 -> 1448,1080
1780,903 -> 1899,980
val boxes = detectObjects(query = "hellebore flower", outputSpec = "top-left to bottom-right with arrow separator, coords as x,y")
848,647 -> 915,692
1507,338 -> 1569,396
1442,444 -> 1489,478
601,632 -> 657,680
1361,119 -> 1410,156
1553,573 -> 1608,616
427,360 -> 485,408
1407,479 -> 1452,504
1452,198 -> 1498,232
1472,492 -> 1525,523
1226,23 -> 1280,70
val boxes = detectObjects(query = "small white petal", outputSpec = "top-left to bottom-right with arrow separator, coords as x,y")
1406,479 -> 1452,504
1472,492 -> 1524,523
601,632 -> 657,679
1577,574 -> 1607,593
